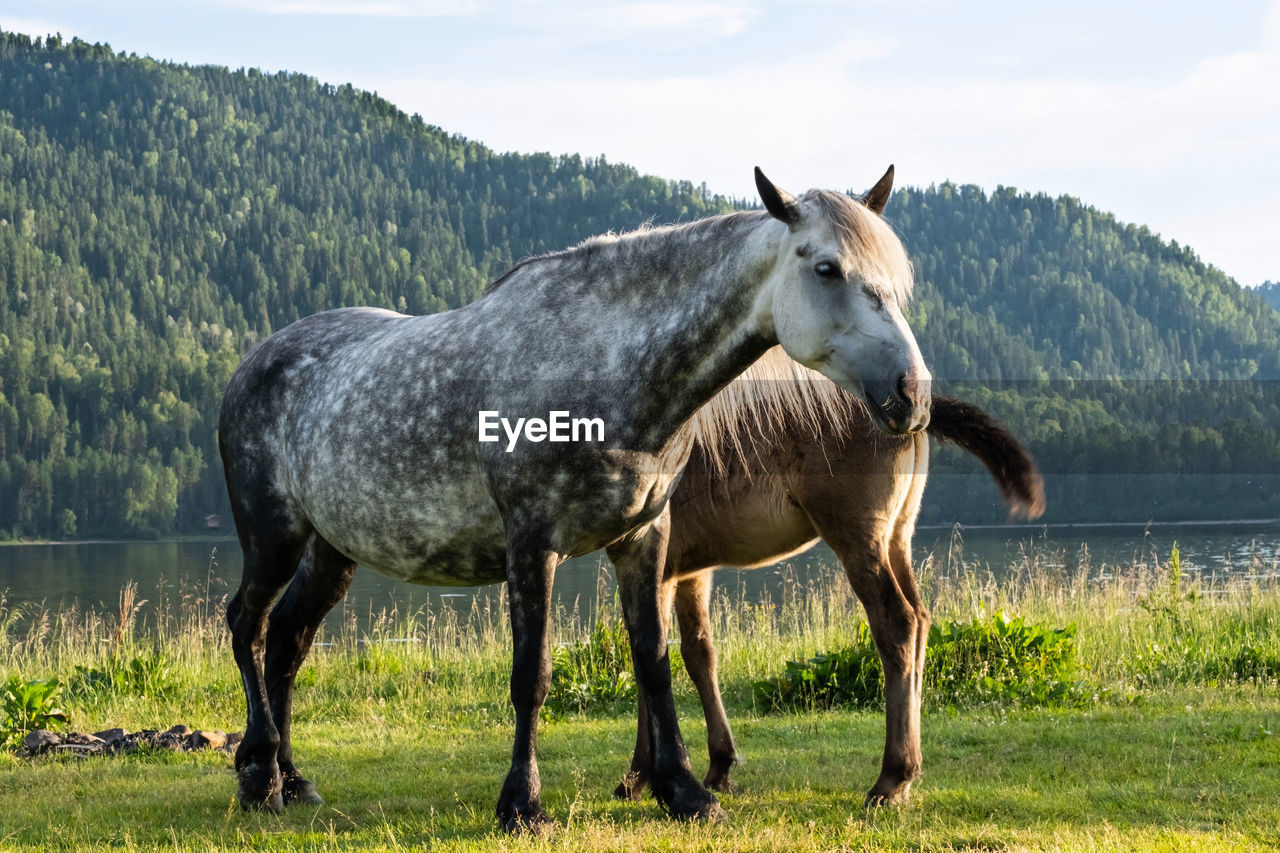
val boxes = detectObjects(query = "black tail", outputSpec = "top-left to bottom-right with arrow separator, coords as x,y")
926,396 -> 1046,519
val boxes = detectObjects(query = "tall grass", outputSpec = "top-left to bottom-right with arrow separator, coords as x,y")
1,538 -> 1277,739
919,534 -> 1280,695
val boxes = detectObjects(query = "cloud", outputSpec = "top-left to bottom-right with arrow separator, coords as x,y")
206,0 -> 478,16
202,0 -> 756,32
369,6 -> 1279,283
0,15 -> 68,37
570,3 -> 759,39
203,0 -> 761,56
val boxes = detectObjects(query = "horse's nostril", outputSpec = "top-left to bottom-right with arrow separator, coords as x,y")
898,372 -> 930,407
897,373 -> 913,401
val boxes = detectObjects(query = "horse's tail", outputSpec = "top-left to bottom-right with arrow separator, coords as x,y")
926,396 -> 1046,519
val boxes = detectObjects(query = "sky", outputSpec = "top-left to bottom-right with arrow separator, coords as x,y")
2,1 -> 1278,286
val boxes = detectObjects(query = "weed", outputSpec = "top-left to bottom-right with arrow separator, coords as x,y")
754,610 -> 1084,712
547,614 -> 636,715
1,676 -> 70,746
928,610 -> 1083,707
1138,544 -> 1198,627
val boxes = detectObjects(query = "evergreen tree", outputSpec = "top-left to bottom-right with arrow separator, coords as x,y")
1,29 -> 1278,534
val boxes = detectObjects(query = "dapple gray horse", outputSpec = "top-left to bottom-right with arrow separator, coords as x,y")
218,167 -> 929,831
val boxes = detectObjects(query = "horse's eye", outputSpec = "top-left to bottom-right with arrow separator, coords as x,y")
814,261 -> 842,280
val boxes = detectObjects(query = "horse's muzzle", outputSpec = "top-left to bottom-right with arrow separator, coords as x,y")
864,372 -> 931,434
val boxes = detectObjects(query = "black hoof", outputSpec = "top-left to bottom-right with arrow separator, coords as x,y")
864,780 -> 912,808
282,775 -> 325,806
237,782 -> 284,814
675,796 -> 726,823
237,761 -> 284,814
497,778 -> 552,837
614,771 -> 647,801
500,806 -> 553,836
662,786 -> 725,823
704,773 -> 737,794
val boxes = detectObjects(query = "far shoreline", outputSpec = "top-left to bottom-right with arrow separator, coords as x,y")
916,517 -> 1280,532
0,533 -> 232,547
3,518 -> 1280,547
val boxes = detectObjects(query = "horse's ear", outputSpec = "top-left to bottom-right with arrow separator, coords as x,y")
755,167 -> 800,226
860,164 -> 894,215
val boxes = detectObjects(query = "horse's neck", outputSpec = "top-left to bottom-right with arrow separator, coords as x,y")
591,216 -> 781,449
634,313 -> 774,451
483,212 -> 781,451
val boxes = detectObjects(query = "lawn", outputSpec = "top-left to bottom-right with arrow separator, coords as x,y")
2,544 -> 1278,851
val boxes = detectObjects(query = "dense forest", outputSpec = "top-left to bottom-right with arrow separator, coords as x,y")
1257,281 -> 1280,312
1,30 -> 1278,537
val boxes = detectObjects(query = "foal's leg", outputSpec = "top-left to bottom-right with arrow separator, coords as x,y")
608,512 -> 723,822
496,536 -> 559,834
808,504 -> 924,807
227,527 -> 310,812
883,435 -> 932,800
264,534 -> 357,806
674,572 -> 739,792
884,517 -> 929,797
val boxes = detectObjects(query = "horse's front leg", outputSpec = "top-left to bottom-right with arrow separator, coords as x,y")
613,577 -> 676,801
496,537 -> 559,835
608,512 -> 724,822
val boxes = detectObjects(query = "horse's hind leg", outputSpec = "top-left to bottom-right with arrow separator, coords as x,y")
227,526 -> 310,812
673,572 -> 739,792
615,572 -> 736,797
264,534 -> 357,806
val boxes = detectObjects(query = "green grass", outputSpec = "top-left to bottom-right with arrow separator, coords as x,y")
1,543 -> 1279,851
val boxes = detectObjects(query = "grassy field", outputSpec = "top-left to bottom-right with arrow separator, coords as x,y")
2,542 -> 1278,851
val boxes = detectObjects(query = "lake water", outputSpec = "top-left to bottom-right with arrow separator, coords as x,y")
3,520 -> 1279,629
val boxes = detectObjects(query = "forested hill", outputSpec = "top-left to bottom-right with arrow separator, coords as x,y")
896,190 -> 1279,383
1,30 -> 1278,538
1258,282 -> 1280,312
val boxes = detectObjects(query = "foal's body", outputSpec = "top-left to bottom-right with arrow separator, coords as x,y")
615,350 -> 1044,806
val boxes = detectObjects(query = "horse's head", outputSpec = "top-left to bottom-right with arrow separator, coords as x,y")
755,166 -> 930,434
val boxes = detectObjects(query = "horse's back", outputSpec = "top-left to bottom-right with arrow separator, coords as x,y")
220,307 -> 410,470
218,306 -> 513,583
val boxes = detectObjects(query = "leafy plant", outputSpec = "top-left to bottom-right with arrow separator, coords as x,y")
547,615 -> 639,715
928,611 -> 1083,707
2,677 -> 70,747
754,611 -> 1085,713
751,624 -> 883,712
